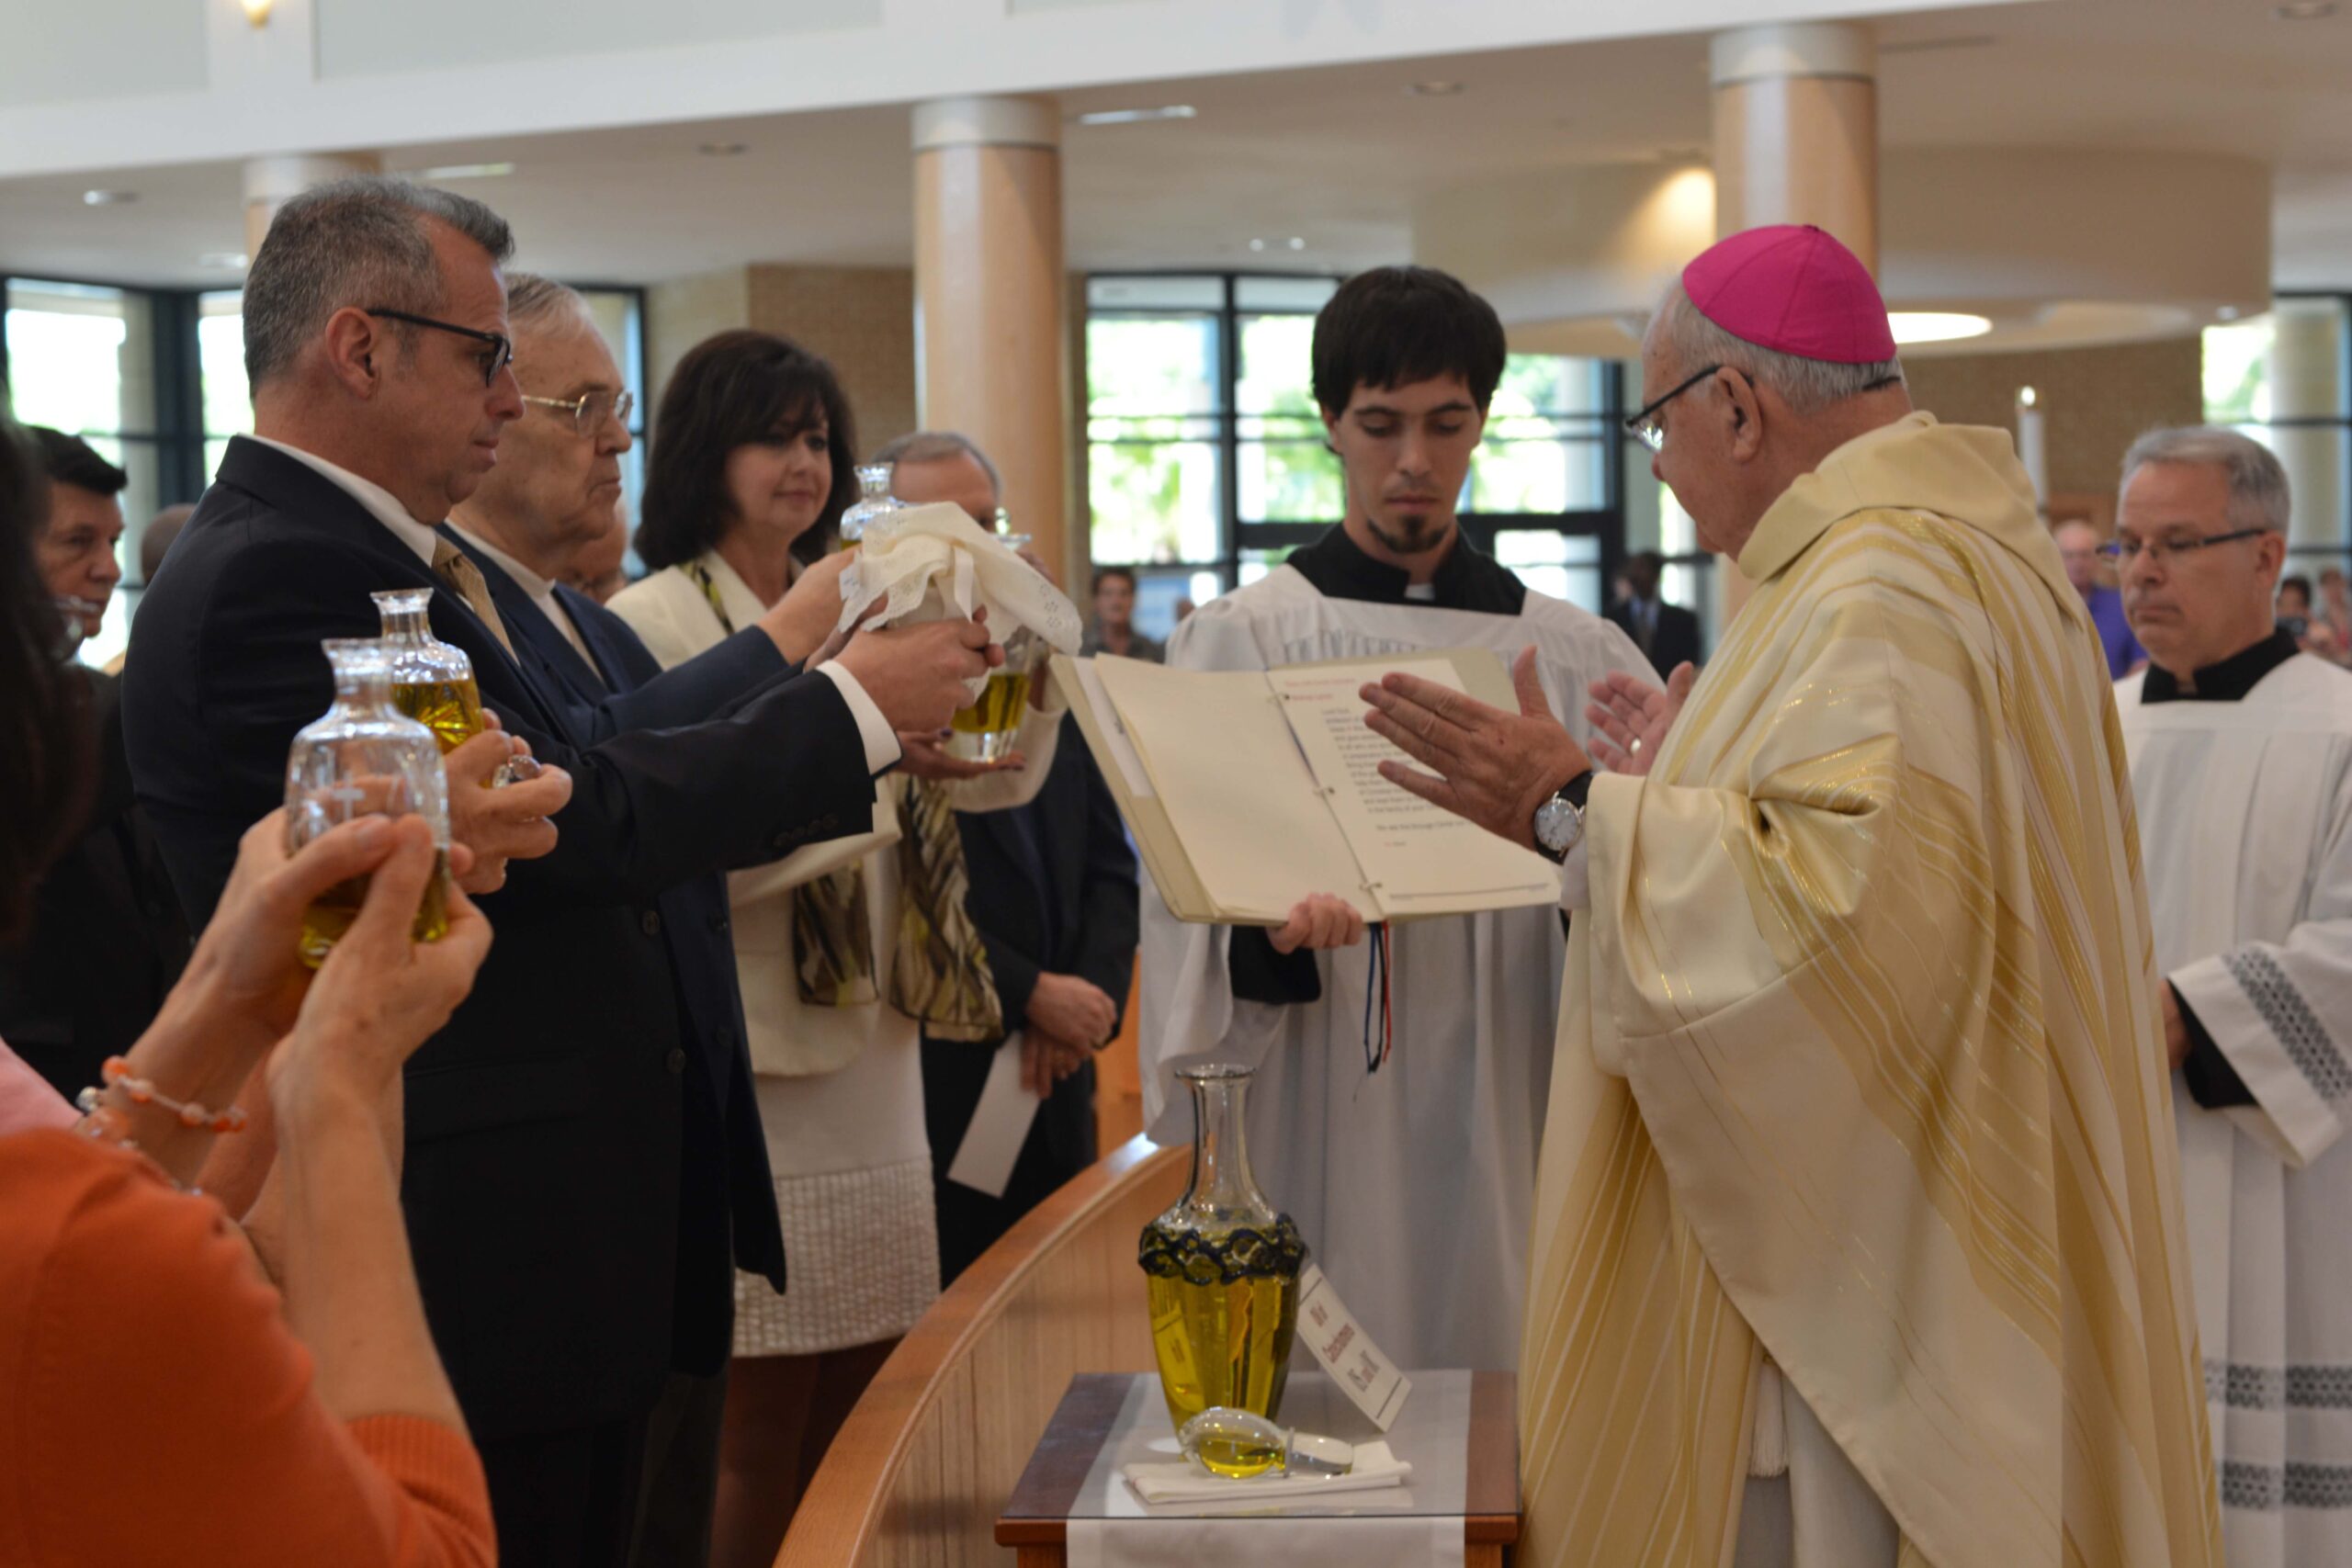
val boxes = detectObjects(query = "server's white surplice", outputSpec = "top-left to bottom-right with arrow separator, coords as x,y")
2120,651 -> 2352,1568
1139,561 -> 1651,1372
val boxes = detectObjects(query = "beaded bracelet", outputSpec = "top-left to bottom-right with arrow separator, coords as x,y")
74,1055 -> 248,1148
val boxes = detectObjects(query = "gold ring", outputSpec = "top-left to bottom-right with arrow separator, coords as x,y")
1630,736 -> 1644,755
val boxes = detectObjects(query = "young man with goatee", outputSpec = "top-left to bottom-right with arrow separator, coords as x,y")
1137,265 -> 1652,1372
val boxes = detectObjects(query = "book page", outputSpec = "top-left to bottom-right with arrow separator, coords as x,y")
1267,658 -> 1563,917
1093,657 -> 1374,924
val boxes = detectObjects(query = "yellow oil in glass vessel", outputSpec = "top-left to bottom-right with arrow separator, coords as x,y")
1138,1064 -> 1307,1477
373,589 -> 486,753
284,638 -> 457,968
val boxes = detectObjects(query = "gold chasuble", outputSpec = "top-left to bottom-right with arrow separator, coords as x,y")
1520,414 -> 2221,1568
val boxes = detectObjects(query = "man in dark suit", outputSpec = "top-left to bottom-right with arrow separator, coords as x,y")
122,178 -> 992,1568
879,433 -> 1142,1282
1605,547 -> 1704,675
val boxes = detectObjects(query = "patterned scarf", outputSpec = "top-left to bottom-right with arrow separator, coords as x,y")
686,558 -> 1001,1040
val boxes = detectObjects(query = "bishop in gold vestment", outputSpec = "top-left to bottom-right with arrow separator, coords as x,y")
1364,226 -> 2219,1568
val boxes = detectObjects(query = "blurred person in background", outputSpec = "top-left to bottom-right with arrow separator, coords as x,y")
141,501 -> 196,585
1080,564 -> 1161,661
1604,547 -> 1702,673
2055,515 -> 2147,677
0,429 -> 187,1097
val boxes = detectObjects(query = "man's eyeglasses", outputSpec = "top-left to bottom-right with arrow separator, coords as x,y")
1624,364 -> 1725,452
523,389 -> 636,436
2097,527 -> 2267,567
366,308 -> 514,388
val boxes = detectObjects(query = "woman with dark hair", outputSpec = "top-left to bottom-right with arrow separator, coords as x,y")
632,327 -> 860,581
610,331 -> 1067,1568
0,415 -> 501,1566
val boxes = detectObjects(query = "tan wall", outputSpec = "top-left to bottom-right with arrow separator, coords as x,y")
1903,336 -> 2203,533
644,266 -> 752,411
746,265 -> 918,457
643,265 -> 919,467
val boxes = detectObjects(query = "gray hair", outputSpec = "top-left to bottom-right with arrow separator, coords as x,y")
243,175 -> 514,388
871,429 -> 1001,498
1652,280 -> 1905,416
2120,425 -> 2292,535
505,272 -> 594,336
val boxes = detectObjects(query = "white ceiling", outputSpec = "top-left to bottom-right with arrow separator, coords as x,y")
1,0 -> 2348,293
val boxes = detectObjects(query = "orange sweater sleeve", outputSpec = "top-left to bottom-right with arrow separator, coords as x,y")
1,1132 -> 495,1568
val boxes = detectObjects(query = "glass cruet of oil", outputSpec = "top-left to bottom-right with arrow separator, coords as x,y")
1138,1064 -> 1307,1476
283,637 -> 456,968
373,588 -> 485,752
836,463 -> 900,546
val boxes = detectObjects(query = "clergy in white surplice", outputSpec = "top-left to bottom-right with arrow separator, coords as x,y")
2113,424 -> 2352,1568
1138,265 -> 1653,1373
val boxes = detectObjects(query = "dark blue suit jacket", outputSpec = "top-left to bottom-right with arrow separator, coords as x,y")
123,437 -> 873,1440
452,531 -> 797,1380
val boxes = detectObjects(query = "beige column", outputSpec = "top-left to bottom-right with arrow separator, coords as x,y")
2270,299 -> 2348,555
241,152 -> 382,260
1709,22 -> 1879,618
911,96 -> 1073,582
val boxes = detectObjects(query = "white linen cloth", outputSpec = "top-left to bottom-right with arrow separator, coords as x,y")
1060,1372 -> 1473,1568
836,502 -> 1084,697
2119,652 -> 2352,1568
1138,567 -> 1652,1371
1120,1441 -> 1409,1506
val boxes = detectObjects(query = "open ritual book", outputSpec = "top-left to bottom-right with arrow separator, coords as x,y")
1064,649 -> 1566,926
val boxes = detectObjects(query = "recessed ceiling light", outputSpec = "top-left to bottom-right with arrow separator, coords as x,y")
413,162 -> 514,181
1286,237 -> 1306,251
1888,311 -> 1993,345
198,252 -> 248,269
1249,238 -> 1268,253
2276,2 -> 2336,18
1408,80 -> 1464,96
1073,105 -> 1197,127
82,189 -> 136,206
697,141 -> 749,156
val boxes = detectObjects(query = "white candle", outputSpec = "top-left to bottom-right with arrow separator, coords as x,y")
2016,387 -> 2049,510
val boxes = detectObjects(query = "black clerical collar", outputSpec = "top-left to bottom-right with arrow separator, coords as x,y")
1285,524 -> 1526,615
2141,628 -> 2300,704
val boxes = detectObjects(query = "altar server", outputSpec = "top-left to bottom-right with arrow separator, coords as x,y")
2113,424 -> 2352,1568
1138,265 -> 1652,1373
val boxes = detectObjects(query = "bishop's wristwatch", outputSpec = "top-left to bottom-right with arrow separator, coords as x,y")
1531,770 -> 1596,863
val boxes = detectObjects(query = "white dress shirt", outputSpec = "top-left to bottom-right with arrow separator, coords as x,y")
447,523 -> 600,675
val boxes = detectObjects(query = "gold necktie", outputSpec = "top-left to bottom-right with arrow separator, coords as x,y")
431,537 -> 516,658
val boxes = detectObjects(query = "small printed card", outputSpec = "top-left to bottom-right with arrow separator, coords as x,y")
1295,1264 -> 1412,1431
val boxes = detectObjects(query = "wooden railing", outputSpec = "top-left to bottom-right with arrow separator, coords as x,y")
775,1134 -> 1186,1568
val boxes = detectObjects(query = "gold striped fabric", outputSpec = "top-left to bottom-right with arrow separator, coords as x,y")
1520,414 -> 2221,1568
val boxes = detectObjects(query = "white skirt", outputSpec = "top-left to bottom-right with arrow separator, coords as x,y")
732,1011 -> 940,1358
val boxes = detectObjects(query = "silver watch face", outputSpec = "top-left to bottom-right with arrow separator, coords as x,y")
1533,793 -> 1584,857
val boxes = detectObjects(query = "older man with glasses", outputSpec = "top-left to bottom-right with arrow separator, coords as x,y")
2110,425 -> 2352,1568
